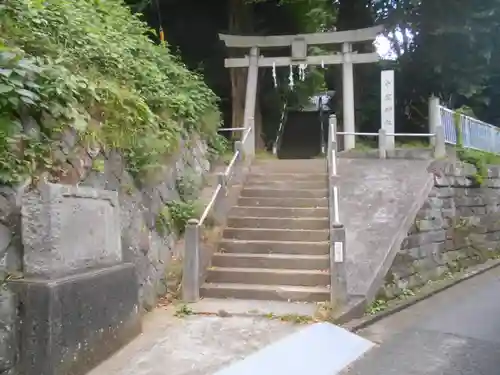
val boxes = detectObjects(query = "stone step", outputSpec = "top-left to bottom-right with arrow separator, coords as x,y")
206,267 -> 330,286
246,173 -> 327,183
241,188 -> 328,199
211,253 -> 330,270
251,160 -> 326,173
200,283 -> 330,302
227,217 -> 329,230
223,228 -> 329,242
253,159 -> 325,167
237,197 -> 328,208
245,179 -> 327,190
229,206 -> 329,218
219,239 -> 329,255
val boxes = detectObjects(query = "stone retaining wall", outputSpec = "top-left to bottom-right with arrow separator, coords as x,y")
0,134 -> 211,373
80,137 -> 211,310
0,187 -> 22,375
381,162 -> 500,299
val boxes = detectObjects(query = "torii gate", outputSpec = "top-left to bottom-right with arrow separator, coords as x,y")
219,25 -> 384,154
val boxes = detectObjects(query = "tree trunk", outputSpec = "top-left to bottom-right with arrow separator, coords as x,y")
228,0 -> 264,150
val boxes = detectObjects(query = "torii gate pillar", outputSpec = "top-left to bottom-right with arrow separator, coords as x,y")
242,47 -> 259,157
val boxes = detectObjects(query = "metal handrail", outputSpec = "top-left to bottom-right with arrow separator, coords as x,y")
336,132 -> 435,137
328,116 -> 340,225
327,114 -> 347,306
198,184 -> 221,227
218,127 -> 246,132
224,127 -> 251,179
333,127 -> 446,159
440,105 -> 497,130
272,101 -> 288,155
182,124 -> 252,302
197,126 -> 251,227
319,98 -> 326,154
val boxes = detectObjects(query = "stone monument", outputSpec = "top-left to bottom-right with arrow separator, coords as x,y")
11,182 -> 141,375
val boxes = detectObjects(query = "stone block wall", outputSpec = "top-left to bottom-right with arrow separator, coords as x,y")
80,137 -> 211,310
0,134 -> 211,372
381,162 -> 500,299
0,187 -> 23,375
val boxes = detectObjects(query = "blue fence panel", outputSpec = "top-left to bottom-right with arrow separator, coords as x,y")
439,105 -> 500,153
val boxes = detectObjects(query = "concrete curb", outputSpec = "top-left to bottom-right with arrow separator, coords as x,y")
342,258 -> 500,333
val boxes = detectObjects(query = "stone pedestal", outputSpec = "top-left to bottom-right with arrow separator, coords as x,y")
12,264 -> 140,375
14,183 -> 141,375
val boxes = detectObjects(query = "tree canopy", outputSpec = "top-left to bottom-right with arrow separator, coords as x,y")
130,0 -> 500,140
375,0 -> 500,129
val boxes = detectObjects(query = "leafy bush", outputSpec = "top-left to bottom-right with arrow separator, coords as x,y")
165,200 -> 199,235
0,0 -> 221,185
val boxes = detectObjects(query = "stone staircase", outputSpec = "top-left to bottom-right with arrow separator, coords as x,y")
200,159 -> 331,302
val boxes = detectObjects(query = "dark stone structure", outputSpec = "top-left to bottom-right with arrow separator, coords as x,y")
12,264 -> 140,375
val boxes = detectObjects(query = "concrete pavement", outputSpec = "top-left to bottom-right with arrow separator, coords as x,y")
344,265 -> 500,375
87,262 -> 500,375
86,308 -> 300,375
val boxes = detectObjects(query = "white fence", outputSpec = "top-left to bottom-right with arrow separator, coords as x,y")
440,106 -> 500,153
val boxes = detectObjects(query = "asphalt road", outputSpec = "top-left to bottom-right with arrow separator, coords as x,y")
344,266 -> 500,375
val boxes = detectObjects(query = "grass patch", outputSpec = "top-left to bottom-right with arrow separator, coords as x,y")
264,313 -> 314,324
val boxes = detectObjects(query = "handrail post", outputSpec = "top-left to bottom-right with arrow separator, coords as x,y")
378,128 -> 387,159
329,114 -> 337,153
234,140 -> 244,183
235,140 -> 244,163
331,223 -> 348,308
319,97 -> 325,155
429,96 -> 440,146
272,101 -> 288,156
182,219 -> 200,302
217,172 -> 227,197
434,125 -> 446,158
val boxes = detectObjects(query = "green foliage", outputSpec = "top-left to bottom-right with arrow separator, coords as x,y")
0,47 -> 53,184
156,168 -> 203,237
155,200 -> 199,236
175,172 -> 198,202
0,0 -> 221,185
366,298 -> 388,315
155,205 -> 173,236
206,133 -> 229,161
247,0 -> 336,32
165,200 -> 199,235
174,304 -> 194,317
